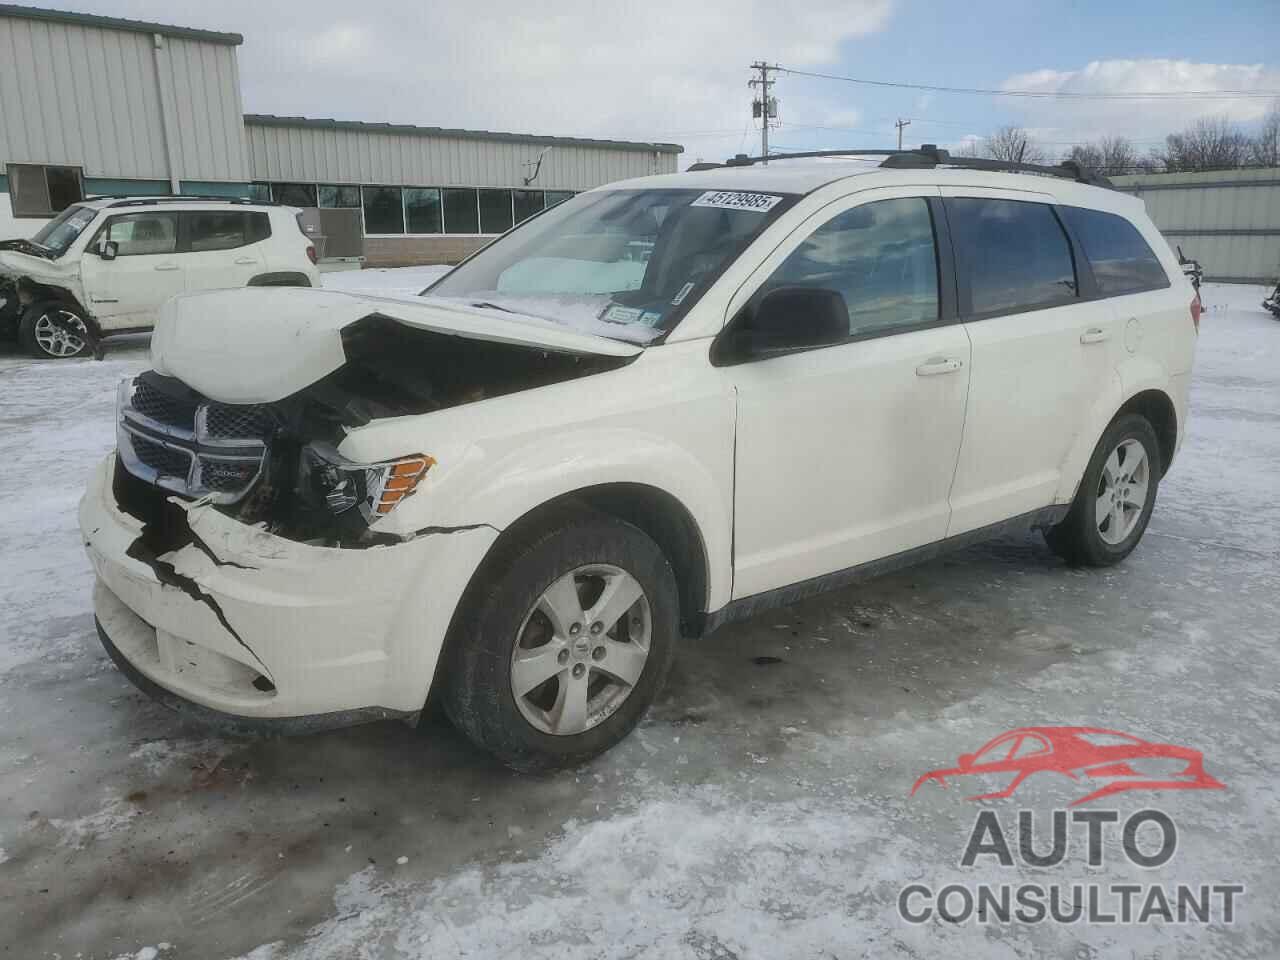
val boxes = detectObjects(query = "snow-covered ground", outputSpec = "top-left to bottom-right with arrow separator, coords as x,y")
1,277 -> 1277,959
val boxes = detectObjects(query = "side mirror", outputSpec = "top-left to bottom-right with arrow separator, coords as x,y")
723,286 -> 849,361
98,240 -> 118,261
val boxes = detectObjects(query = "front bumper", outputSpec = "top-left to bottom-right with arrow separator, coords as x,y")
80,455 -> 498,724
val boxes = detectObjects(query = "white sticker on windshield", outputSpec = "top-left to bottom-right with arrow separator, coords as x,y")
601,304 -> 642,325
691,191 -> 783,213
671,282 -> 695,306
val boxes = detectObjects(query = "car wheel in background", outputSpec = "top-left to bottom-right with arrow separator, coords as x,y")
1046,413 -> 1162,567
19,301 -> 92,359
442,511 -> 679,772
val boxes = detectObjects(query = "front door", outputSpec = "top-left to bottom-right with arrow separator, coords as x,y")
80,212 -> 183,330
725,191 -> 972,600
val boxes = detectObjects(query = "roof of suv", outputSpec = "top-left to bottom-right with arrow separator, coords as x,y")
606,160 -> 1144,216
76,196 -> 284,212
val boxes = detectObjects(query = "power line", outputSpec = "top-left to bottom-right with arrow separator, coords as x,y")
776,66 -> 1280,101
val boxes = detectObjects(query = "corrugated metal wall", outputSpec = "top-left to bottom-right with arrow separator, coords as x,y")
1113,168 -> 1280,283
0,14 -> 248,182
245,121 -> 677,191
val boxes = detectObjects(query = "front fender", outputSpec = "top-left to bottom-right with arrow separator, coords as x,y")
439,426 -> 733,612
338,352 -> 737,612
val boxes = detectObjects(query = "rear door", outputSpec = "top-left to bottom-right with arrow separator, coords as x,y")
725,190 -> 971,599
178,210 -> 267,292
941,190 -> 1117,535
79,212 -> 182,329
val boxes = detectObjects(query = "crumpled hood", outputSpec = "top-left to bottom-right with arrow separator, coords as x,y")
0,247 -> 71,282
150,286 -> 644,404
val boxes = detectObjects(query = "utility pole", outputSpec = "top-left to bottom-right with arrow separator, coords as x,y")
749,62 -> 778,163
895,118 -> 911,150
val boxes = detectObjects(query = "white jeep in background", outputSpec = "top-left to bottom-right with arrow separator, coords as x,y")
81,149 -> 1199,771
1,197 -> 320,359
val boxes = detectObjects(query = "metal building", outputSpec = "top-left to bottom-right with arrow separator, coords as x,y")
1113,168 -> 1280,284
0,4 -> 682,266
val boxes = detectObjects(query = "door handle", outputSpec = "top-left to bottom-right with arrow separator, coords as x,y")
915,357 -> 963,377
234,257 -> 257,265
154,263 -> 180,272
1080,327 -> 1110,344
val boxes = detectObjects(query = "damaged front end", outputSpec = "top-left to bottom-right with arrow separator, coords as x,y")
116,310 -> 632,549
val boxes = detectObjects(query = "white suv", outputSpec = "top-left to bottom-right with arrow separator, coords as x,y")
80,150 -> 1198,770
1,197 -> 320,359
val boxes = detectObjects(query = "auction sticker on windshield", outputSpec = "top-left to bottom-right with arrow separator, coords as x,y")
691,191 -> 783,213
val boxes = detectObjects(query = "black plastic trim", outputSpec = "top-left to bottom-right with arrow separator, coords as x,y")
700,505 -> 1070,635
248,271 -> 313,287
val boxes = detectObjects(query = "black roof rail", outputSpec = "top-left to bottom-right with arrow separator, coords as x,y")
88,195 -> 279,207
703,145 -> 1114,188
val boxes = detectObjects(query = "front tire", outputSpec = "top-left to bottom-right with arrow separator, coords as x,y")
1046,413 -> 1162,566
442,512 -> 679,772
19,301 -> 92,359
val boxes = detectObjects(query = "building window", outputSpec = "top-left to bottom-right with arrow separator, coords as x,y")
271,182 -> 318,207
319,184 -> 361,208
478,189 -> 514,234
362,186 -> 404,234
248,182 -> 272,203
545,190 -> 575,209
513,190 -> 545,224
442,188 -> 480,234
405,188 -> 443,233
7,163 -> 84,217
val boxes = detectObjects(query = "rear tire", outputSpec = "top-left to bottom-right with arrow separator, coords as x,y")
1046,413 -> 1162,567
441,511 -> 679,772
19,301 -> 92,359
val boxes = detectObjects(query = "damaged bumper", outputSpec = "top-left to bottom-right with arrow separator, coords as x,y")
80,455 -> 499,726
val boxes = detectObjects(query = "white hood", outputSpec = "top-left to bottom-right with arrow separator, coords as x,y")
150,287 -> 644,404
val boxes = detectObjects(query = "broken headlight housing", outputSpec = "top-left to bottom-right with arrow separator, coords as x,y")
301,444 -> 434,524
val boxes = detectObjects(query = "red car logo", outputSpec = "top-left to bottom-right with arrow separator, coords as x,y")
911,727 -> 1225,807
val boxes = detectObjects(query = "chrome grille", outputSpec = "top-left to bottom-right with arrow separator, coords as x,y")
116,376 -> 271,504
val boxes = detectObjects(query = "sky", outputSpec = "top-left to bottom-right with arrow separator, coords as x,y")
25,0 -> 1280,166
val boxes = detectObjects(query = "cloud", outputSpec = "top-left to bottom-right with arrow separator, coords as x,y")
995,59 -> 1280,153
68,0 -> 894,165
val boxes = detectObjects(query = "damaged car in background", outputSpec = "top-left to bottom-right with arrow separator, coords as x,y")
82,154 -> 1198,770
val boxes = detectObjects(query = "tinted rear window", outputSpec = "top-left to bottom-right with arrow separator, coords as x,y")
1059,206 -> 1169,296
949,198 -> 1078,315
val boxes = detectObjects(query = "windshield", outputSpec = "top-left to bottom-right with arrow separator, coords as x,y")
30,204 -> 97,257
425,188 -> 796,343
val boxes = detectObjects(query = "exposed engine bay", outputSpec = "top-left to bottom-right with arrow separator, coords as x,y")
114,314 -> 632,549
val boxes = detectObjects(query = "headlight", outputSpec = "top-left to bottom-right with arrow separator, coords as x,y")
302,444 -> 434,523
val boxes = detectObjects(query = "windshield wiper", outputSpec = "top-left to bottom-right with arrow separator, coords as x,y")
469,301 -> 520,315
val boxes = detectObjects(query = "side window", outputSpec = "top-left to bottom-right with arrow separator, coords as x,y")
1059,207 -> 1169,296
1012,735 -> 1049,759
949,198 -> 1077,315
103,213 -> 178,256
247,212 -> 272,243
187,212 -> 251,252
761,197 -> 939,338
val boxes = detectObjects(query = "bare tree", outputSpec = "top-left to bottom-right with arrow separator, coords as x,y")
1250,101 -> 1280,167
1159,116 -> 1250,172
979,125 -> 1047,164
1065,136 -> 1140,175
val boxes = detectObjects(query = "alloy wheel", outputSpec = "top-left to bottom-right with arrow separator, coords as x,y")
1095,438 -> 1150,545
510,564 -> 652,736
32,310 -> 88,358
